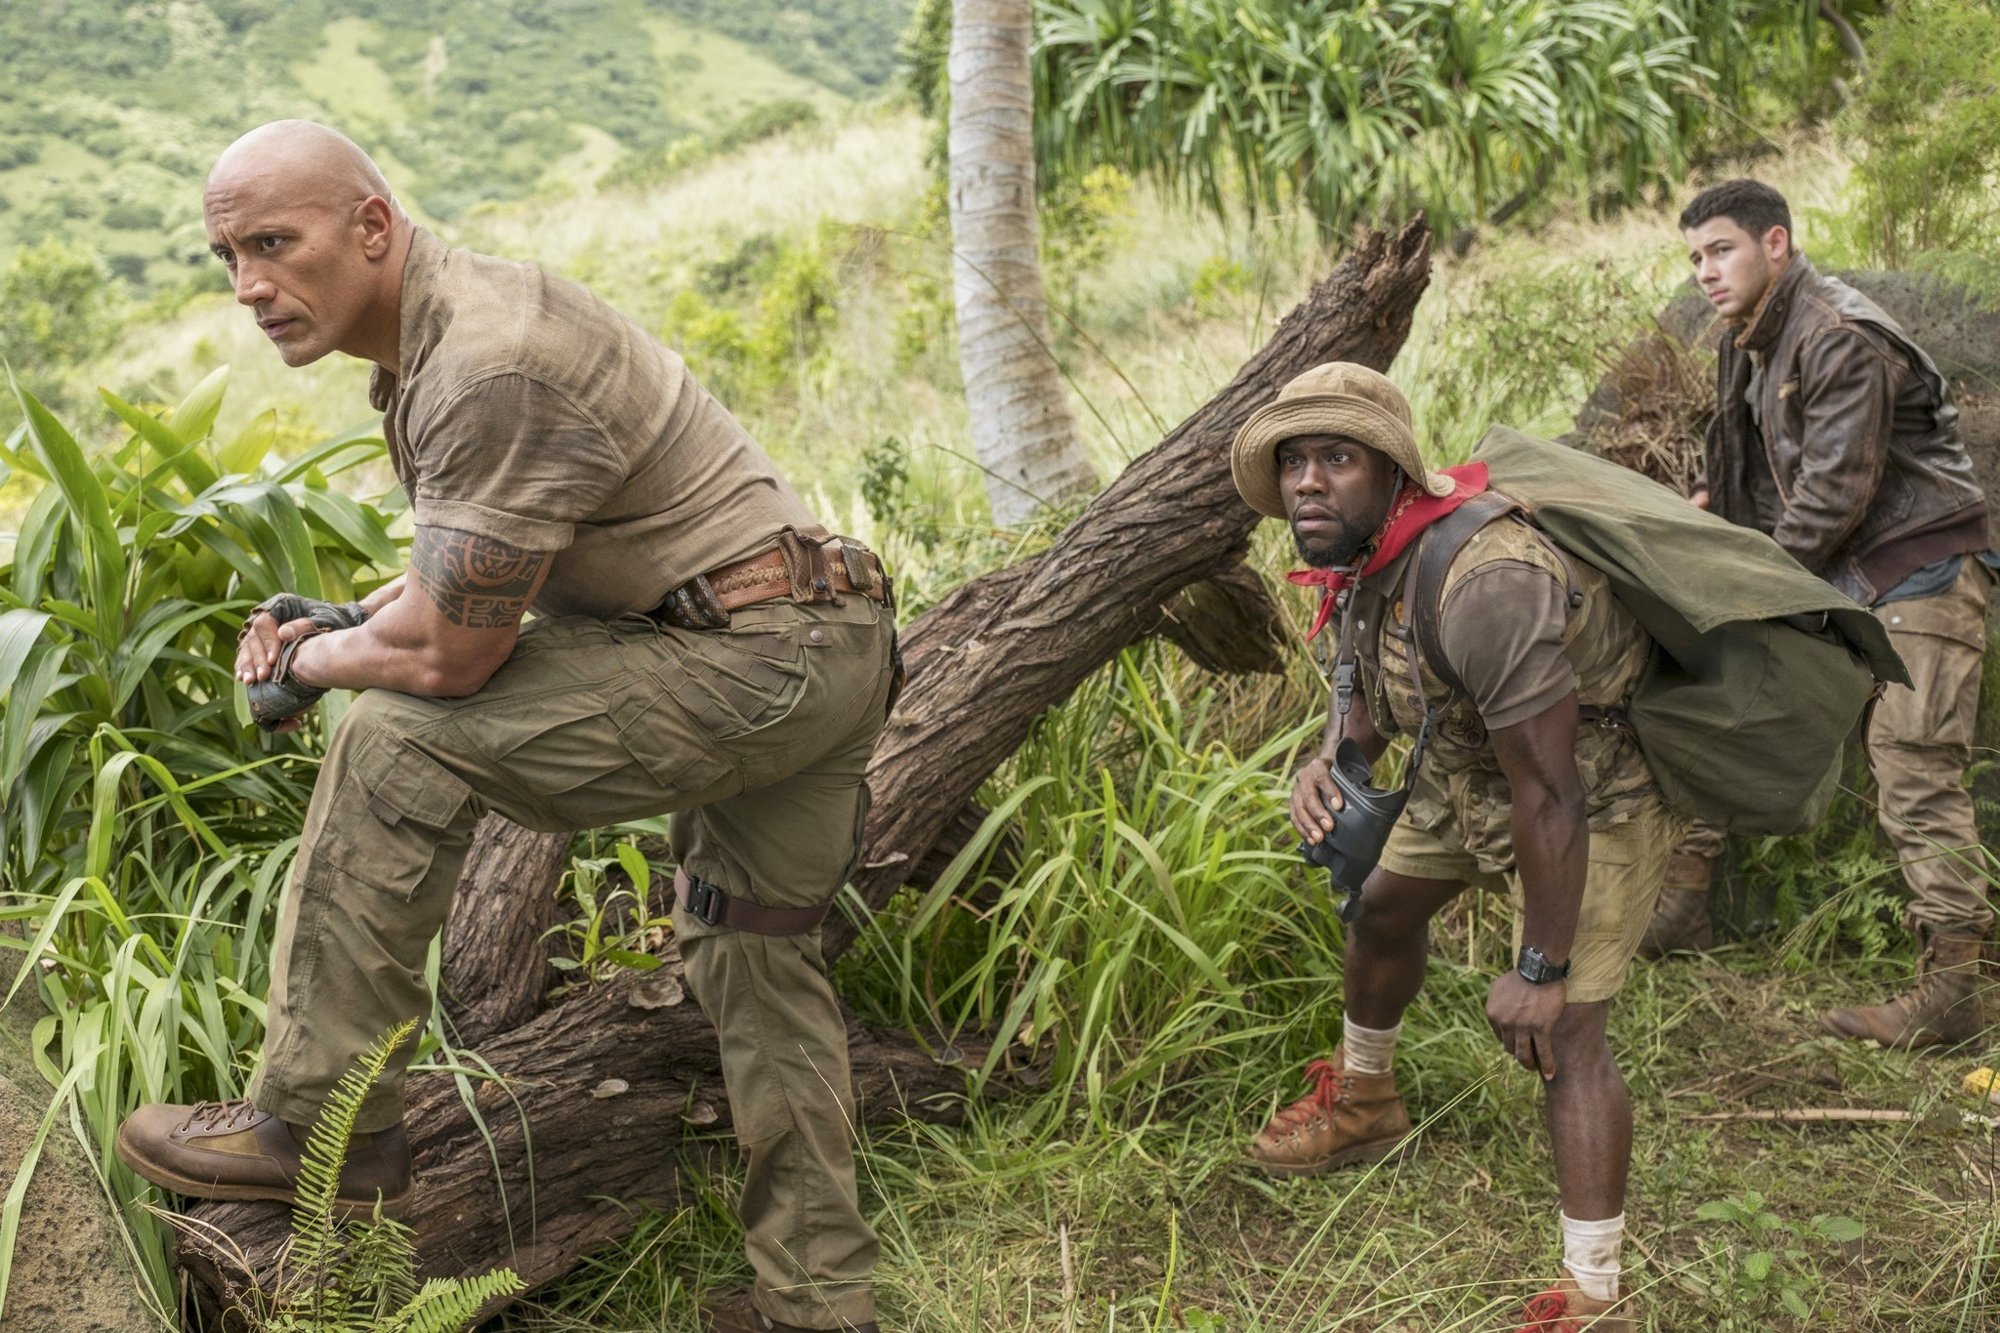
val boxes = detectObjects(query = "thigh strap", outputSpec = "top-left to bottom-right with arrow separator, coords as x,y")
675,867 -> 834,936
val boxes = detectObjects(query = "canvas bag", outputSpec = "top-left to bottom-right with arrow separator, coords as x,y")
1406,426 -> 1908,835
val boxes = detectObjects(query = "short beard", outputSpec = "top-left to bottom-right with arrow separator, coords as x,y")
1292,520 -> 1370,569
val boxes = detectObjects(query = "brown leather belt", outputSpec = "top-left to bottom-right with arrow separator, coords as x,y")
705,544 -> 875,612
675,867 -> 833,935
651,529 -> 892,631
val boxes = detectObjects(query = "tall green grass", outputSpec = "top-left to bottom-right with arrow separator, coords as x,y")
0,371 -> 400,1310
842,642 -> 1337,1138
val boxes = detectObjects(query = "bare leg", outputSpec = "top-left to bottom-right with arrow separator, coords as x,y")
1344,868 -> 1470,1030
1542,999 -> 1629,1218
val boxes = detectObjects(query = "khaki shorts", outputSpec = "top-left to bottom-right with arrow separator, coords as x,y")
1377,796 -> 1684,1002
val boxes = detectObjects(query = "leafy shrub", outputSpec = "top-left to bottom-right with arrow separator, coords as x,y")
0,240 -> 120,424
1695,1190 -> 1865,1329
661,232 -> 839,400
1835,0 -> 2000,295
244,1020 -> 523,1331
1031,0 -> 1748,238
0,371 -> 401,1302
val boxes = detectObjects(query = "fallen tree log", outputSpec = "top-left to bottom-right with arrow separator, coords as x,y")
836,216 -> 1432,954
178,218 -> 1433,1317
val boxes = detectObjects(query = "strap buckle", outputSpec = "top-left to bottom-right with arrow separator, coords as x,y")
684,875 -> 726,927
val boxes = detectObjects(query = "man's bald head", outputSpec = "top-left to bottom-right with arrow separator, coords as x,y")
203,121 -> 411,370
206,119 -> 397,216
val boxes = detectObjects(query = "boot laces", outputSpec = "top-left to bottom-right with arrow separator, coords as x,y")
1268,1058 -> 1349,1130
1515,1288 -> 1583,1332
178,1099 -> 261,1134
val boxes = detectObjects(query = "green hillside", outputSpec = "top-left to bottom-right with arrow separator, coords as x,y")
0,0 -> 910,292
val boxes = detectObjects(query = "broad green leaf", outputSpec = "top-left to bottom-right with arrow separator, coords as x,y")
186,482 -> 324,598
219,409 -> 278,476
275,419 -> 387,483
1812,1215 -> 1865,1242
297,488 -> 402,567
614,842 -> 652,896
0,644 -> 74,787
98,389 -> 217,496
1741,1250 -> 1774,1281
0,610 -> 53,702
13,379 -> 125,630
111,602 -> 217,711
167,365 -> 230,449
7,483 -> 66,607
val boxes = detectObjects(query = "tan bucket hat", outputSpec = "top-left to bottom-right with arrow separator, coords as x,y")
1230,362 -> 1450,519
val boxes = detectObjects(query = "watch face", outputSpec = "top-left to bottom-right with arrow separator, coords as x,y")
1518,947 -> 1568,982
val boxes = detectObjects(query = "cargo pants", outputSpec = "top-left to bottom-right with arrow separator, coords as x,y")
245,595 -> 895,1330
1869,558 -> 1994,937
1674,558 -> 1994,936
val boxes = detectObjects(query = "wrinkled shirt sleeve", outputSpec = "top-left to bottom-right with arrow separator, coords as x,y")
1437,562 -> 1577,731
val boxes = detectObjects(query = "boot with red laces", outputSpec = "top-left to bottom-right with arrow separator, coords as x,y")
1246,1045 -> 1413,1178
1515,1276 -> 1635,1331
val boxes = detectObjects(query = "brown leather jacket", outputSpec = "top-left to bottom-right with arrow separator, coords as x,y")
1705,255 -> 1989,605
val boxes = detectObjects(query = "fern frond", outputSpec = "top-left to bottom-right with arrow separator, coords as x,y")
334,1212 -> 421,1321
269,1017 -> 420,1321
389,1269 -> 526,1333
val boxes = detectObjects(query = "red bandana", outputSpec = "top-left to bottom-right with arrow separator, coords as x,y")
1286,462 -> 1490,639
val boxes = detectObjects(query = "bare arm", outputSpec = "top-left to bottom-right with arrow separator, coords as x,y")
1485,691 -> 1588,1078
288,526 -> 551,698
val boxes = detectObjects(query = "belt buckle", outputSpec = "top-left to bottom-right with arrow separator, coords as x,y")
684,876 -> 725,926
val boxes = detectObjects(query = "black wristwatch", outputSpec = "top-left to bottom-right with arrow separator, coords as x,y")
1516,945 -> 1571,985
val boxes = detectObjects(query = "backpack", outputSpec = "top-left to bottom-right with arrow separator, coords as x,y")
1401,427 -> 1909,835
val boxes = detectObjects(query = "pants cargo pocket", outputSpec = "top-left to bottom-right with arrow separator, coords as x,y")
317,734 -> 477,901
609,680 -> 741,802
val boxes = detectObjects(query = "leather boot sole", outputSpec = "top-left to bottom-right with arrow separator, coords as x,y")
115,1120 -> 413,1220
1819,1009 -> 1982,1050
1251,1132 -> 1416,1179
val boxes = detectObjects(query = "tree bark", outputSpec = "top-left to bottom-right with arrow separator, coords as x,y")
438,816 -> 571,1044
948,0 -> 1098,525
835,217 -> 1433,956
178,218 -> 1433,1317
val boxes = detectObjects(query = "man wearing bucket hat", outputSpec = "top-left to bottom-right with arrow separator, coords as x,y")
1235,363 -> 1680,1330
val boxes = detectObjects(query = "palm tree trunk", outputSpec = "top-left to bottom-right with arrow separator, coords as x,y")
948,0 -> 1097,527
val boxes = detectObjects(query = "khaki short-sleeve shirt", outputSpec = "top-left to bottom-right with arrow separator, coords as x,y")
1346,514 -> 1657,873
368,228 -> 817,619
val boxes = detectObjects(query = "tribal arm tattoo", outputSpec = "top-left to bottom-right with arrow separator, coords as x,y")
411,526 -> 552,629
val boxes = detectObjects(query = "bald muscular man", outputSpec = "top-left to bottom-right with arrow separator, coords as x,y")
114,122 -> 895,1333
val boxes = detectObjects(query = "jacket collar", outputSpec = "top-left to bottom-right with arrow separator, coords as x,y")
1734,252 -> 1816,355
368,226 -> 449,412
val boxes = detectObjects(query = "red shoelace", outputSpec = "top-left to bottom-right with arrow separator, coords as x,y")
1515,1287 -> 1584,1332
1266,1058 -> 1349,1131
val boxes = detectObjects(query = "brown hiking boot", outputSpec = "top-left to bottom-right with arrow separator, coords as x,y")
1822,929 -> 1989,1049
1515,1277 -> 1634,1330
1638,851 -> 1714,958
115,1098 -> 412,1217
1246,1049 -> 1413,1178
700,1289 -> 878,1332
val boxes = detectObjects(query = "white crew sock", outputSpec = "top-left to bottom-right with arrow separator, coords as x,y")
1561,1212 -> 1624,1303
1339,1015 -> 1401,1076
